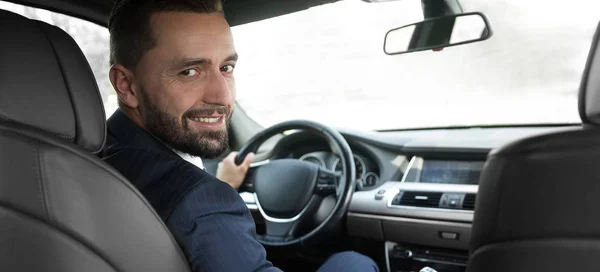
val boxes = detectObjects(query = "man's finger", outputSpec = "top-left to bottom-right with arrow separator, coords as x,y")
227,151 -> 239,161
242,152 -> 255,167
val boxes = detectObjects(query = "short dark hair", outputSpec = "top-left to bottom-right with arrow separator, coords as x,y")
108,0 -> 223,68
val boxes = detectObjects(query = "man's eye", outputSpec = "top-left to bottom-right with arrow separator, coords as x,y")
220,64 -> 235,73
180,69 -> 198,77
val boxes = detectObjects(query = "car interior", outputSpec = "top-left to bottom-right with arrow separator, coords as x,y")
1,0 -> 599,272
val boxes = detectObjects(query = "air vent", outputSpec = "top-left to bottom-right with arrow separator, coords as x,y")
398,191 -> 443,208
462,194 -> 476,210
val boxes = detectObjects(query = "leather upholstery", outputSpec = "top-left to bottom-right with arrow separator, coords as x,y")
0,10 -> 190,272
0,9 -> 105,153
468,22 -> 600,272
467,127 -> 600,272
580,22 -> 600,125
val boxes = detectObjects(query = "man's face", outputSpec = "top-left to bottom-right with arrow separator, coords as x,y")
133,12 -> 236,158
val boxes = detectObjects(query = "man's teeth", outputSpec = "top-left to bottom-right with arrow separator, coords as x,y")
190,117 -> 220,123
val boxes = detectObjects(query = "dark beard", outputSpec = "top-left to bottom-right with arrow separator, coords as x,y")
141,101 -> 231,159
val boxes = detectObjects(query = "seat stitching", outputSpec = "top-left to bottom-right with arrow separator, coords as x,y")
38,149 -> 57,224
34,144 -> 51,222
0,115 -> 73,140
33,21 -> 77,143
40,22 -> 107,153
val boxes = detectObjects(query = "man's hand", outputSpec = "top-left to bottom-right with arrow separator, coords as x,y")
216,152 -> 255,190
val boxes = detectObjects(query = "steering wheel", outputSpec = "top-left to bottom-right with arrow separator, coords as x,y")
235,120 -> 356,247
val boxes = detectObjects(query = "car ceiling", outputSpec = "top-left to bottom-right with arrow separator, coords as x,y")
3,0 -> 340,27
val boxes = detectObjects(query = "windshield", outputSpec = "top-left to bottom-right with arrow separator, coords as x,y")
232,0 -> 599,130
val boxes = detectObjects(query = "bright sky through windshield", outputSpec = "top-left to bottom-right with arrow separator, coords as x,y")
2,0 -> 598,131
233,0 -> 600,130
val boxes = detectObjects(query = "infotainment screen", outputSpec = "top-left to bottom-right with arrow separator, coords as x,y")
419,160 -> 485,185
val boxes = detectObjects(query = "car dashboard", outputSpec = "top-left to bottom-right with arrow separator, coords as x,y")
240,124 -> 577,272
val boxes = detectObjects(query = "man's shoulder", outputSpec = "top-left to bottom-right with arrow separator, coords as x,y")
104,110 -> 169,153
103,143 -> 224,219
101,111 -> 224,219
102,110 -> 200,184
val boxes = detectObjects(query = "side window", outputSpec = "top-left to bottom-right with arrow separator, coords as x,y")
0,1 -> 118,117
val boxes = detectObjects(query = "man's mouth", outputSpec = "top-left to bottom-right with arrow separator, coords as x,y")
189,116 -> 220,123
186,115 -> 226,129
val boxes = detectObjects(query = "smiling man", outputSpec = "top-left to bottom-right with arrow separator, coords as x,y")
101,0 -> 378,271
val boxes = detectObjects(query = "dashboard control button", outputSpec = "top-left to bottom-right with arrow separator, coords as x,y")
391,246 -> 413,259
440,194 -> 449,207
440,193 -> 465,209
316,168 -> 339,195
374,189 -> 386,200
391,193 -> 403,205
439,231 -> 459,240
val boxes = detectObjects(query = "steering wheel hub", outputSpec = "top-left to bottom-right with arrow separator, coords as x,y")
254,159 -> 318,218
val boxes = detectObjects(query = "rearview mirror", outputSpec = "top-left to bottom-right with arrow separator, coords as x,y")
384,12 -> 492,55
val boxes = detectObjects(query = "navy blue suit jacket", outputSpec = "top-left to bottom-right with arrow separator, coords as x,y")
101,110 -> 280,272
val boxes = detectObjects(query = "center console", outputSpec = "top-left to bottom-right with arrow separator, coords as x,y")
347,155 -> 486,271
381,157 -> 480,271
386,242 -> 468,272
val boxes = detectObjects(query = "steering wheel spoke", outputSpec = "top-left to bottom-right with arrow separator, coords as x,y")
315,167 -> 341,197
256,195 -> 322,246
260,220 -> 298,242
239,160 -> 271,192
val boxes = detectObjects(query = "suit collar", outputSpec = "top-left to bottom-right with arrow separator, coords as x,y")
171,148 -> 205,170
106,110 -> 206,171
106,110 -> 175,155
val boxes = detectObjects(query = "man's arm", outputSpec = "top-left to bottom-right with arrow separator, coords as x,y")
166,179 -> 281,272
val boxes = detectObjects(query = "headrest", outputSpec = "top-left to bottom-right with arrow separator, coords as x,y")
579,22 -> 600,125
0,10 -> 106,153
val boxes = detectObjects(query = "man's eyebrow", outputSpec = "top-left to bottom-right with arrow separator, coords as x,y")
224,53 -> 239,63
174,53 -> 238,69
178,58 -> 210,68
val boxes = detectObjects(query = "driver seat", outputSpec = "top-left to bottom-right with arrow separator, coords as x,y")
0,10 -> 190,271
467,21 -> 600,272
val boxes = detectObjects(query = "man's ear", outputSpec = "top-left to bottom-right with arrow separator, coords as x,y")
109,64 -> 139,108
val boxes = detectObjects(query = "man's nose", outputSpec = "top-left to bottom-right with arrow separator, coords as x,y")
202,69 -> 233,106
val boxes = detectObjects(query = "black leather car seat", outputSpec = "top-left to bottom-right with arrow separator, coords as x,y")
0,10 -> 190,272
467,22 -> 600,272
